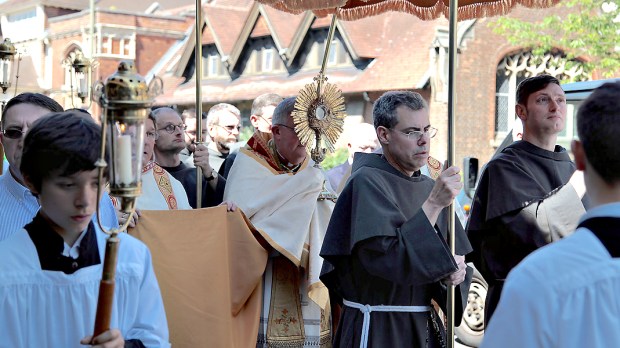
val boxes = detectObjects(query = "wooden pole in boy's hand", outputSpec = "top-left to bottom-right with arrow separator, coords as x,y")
92,235 -> 120,338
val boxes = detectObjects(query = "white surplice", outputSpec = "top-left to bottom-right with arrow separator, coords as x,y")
0,227 -> 170,348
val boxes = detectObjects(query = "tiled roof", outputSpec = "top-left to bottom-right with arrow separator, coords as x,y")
261,5 -> 306,48
96,0 -> 194,13
250,12 -> 271,38
155,0 -> 448,105
203,5 -> 249,56
157,68 -> 361,105
343,13 -> 438,91
0,0 -> 86,12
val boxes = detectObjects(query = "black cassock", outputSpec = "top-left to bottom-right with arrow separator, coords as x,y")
320,153 -> 472,348
466,140 -> 589,324
160,162 -> 225,208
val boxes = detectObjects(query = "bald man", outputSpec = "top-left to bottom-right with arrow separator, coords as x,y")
327,123 -> 379,192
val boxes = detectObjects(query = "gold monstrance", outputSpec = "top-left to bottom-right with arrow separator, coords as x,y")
291,15 -> 346,202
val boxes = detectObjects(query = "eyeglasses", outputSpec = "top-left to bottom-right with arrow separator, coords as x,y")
1,128 -> 25,140
257,114 -> 272,125
146,131 -> 159,140
275,124 -> 296,132
217,124 -> 241,134
158,123 -> 187,134
391,126 -> 438,140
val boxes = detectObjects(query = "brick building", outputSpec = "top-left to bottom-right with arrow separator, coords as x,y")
0,0 -> 193,111
153,0 -> 594,165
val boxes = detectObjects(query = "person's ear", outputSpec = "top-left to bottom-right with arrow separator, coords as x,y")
207,124 -> 216,137
571,139 -> 586,171
250,115 -> 259,128
376,126 -> 390,145
22,175 -> 40,197
515,104 -> 527,122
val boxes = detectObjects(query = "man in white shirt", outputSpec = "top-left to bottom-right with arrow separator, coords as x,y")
0,93 -> 118,241
482,81 -> 620,347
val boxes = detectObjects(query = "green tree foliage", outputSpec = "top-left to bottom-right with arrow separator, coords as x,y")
321,147 -> 348,170
491,0 -> 620,77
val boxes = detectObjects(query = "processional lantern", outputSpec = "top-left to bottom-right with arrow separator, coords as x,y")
0,38 -> 16,95
91,60 -> 163,338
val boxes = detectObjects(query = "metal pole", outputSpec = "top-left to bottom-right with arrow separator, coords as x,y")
446,0 -> 458,347
90,0 -> 95,109
195,0 -> 203,208
90,0 -> 95,59
317,13 -> 338,96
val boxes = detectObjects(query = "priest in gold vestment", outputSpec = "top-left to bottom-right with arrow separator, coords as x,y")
224,97 -> 334,347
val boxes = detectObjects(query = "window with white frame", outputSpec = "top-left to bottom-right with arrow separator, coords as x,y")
202,45 -> 226,78
494,51 -> 589,146
208,55 -> 219,76
328,40 -> 339,65
99,34 -> 134,58
262,48 -> 274,72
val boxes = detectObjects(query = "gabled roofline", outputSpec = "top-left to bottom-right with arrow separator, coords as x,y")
203,9 -> 226,64
258,5 -> 285,57
335,20 -> 359,61
282,12 -> 313,67
175,23 -> 198,77
175,5 -> 229,77
285,14 -> 360,66
225,3 -> 260,73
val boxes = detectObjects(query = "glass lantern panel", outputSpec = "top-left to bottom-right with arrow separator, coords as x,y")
107,120 -> 145,189
76,71 -> 88,96
0,59 -> 12,86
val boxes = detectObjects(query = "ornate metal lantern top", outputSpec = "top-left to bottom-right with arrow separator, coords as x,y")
0,38 -> 16,61
102,60 -> 156,110
71,51 -> 91,74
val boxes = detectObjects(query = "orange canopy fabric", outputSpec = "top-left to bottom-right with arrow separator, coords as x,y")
129,207 -> 268,348
257,0 -> 561,20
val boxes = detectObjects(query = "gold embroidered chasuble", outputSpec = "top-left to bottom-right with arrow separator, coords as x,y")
224,131 -> 334,347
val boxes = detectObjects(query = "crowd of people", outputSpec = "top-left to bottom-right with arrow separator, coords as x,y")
0,76 -> 618,347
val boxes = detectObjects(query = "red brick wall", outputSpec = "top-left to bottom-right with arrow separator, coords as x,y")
454,5 -> 575,166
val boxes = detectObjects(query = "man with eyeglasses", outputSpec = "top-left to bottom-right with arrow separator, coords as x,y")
219,93 -> 283,178
224,97 -> 335,347
152,107 -> 224,208
0,93 -> 119,241
205,103 -> 242,174
466,74 -> 590,325
136,112 -> 191,211
319,90 -> 472,347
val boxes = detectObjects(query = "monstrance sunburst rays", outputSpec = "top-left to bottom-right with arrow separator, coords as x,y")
292,77 -> 346,165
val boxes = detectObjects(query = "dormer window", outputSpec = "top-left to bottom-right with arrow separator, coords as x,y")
327,40 -> 339,65
208,55 -> 219,76
262,48 -> 274,72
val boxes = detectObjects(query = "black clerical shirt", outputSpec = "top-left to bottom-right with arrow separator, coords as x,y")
24,213 -> 146,348
25,214 -> 100,274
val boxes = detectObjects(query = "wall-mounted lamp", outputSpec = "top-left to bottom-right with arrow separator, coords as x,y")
64,50 -> 94,108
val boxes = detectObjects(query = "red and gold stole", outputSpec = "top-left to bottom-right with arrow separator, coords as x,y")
143,161 -> 178,210
246,130 -> 281,172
